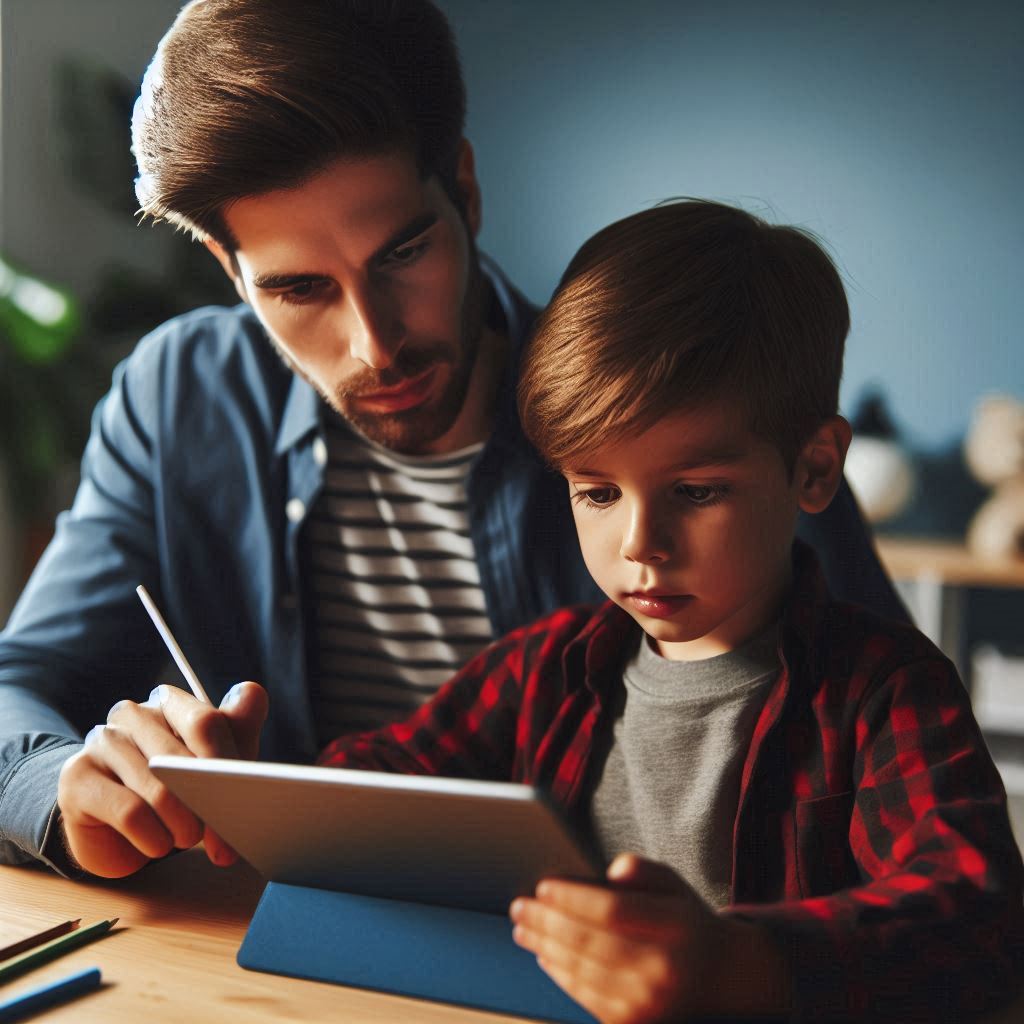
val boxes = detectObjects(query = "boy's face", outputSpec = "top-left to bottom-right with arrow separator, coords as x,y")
564,402 -> 843,660
206,147 -> 488,455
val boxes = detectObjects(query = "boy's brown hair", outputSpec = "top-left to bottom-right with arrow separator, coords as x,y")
132,0 -> 465,247
518,200 -> 850,472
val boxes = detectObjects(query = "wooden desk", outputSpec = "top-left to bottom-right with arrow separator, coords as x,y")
875,536 -> 1024,679
5,850 -> 1023,1023
0,851 -> 521,1023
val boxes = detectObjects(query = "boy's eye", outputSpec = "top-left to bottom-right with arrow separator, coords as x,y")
571,486 -> 619,509
677,483 -> 728,506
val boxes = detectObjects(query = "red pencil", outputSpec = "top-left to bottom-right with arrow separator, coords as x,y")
0,920 -> 81,963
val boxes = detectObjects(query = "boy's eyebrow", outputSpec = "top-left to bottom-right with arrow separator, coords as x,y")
249,212 -> 439,290
567,449 -> 748,477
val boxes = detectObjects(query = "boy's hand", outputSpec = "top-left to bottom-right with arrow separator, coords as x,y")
56,681 -> 268,878
510,853 -> 789,1024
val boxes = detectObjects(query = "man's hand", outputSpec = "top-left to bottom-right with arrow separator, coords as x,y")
509,853 -> 790,1024
56,681 -> 268,879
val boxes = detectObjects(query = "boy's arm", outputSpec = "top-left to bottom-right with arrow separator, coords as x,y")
316,625 -> 534,778
726,652 -> 1023,1022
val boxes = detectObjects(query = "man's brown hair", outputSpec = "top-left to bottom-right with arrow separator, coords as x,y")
132,0 -> 465,246
518,200 -> 850,472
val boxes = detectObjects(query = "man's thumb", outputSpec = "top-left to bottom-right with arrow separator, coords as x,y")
219,681 -> 269,759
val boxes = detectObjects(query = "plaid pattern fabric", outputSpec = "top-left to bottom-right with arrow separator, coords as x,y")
319,542 -> 1023,1021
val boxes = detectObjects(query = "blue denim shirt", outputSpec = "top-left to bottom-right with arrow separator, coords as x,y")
0,258 -> 904,871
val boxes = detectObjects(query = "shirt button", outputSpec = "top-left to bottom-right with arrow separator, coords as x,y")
312,437 -> 328,467
285,498 -> 306,523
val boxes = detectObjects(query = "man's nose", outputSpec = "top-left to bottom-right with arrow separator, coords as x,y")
346,286 -> 404,369
620,504 -> 672,565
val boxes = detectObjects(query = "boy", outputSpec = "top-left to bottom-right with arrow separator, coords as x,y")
318,200 -> 1023,1021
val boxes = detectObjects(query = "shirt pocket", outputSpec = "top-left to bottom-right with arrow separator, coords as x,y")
794,791 -> 859,898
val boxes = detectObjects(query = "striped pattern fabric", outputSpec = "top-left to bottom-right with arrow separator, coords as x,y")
303,419 -> 492,744
319,542 -> 1023,1022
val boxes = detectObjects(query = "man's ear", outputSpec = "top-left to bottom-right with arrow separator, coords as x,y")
203,238 -> 249,303
454,138 -> 482,238
794,415 -> 853,514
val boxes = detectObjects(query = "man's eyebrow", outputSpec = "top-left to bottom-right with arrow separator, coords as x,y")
249,212 -> 440,291
566,449 -> 748,476
370,211 -> 438,263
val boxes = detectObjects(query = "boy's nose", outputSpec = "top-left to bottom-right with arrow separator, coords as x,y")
620,509 -> 672,565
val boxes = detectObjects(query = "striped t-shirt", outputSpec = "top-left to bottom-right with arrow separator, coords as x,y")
302,417 -> 493,745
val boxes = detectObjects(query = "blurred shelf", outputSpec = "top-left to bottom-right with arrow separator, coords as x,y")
875,537 -> 1024,589
874,536 -> 1024,684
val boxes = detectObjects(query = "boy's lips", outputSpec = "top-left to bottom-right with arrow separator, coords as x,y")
624,592 -> 693,619
356,368 -> 438,413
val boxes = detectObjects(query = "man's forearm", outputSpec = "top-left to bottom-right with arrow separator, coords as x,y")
0,684 -> 83,872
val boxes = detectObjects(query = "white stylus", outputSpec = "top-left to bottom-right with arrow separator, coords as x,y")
135,584 -> 212,704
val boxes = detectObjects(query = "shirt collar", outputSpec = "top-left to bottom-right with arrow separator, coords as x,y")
275,372 -> 322,457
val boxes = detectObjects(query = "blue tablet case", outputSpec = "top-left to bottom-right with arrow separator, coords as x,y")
238,881 -> 597,1023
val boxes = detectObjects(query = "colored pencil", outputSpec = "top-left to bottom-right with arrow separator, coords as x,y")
0,919 -> 117,984
0,966 -> 102,1023
0,921 -> 80,963
136,584 -> 212,704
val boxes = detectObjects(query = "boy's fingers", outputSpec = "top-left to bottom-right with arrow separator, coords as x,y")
511,899 -> 624,967
531,877 -> 681,935
534,957 -> 632,1024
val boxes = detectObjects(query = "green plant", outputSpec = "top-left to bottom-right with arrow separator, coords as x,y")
0,256 -> 96,524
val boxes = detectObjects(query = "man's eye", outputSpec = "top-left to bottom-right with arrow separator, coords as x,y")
385,240 -> 429,266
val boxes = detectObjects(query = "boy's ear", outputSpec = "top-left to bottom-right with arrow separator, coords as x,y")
204,238 -> 249,303
794,415 -> 852,514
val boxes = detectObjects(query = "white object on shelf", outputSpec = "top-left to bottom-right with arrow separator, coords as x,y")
972,645 -> 1024,734
845,436 -> 916,523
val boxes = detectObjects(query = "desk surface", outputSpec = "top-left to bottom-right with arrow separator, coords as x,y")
876,536 -> 1024,589
0,851 -> 523,1023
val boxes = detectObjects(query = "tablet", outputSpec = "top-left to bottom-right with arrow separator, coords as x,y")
149,756 -> 604,914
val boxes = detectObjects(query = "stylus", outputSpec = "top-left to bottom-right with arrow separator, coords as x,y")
136,585 -> 213,704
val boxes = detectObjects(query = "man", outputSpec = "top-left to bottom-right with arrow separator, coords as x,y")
0,0 -> 904,879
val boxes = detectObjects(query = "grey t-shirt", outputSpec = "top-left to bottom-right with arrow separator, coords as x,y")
590,627 -> 779,909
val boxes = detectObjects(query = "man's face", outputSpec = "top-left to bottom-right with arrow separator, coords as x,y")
213,151 -> 486,454
564,402 -> 807,660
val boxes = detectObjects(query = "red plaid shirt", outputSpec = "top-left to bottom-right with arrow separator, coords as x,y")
319,543 -> 1023,1021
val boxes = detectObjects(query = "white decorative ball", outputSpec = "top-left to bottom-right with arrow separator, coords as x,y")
845,436 -> 916,523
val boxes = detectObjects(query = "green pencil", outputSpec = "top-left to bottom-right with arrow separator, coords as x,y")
0,919 -> 118,983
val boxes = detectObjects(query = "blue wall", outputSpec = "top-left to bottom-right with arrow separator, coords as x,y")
440,0 -> 1023,451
